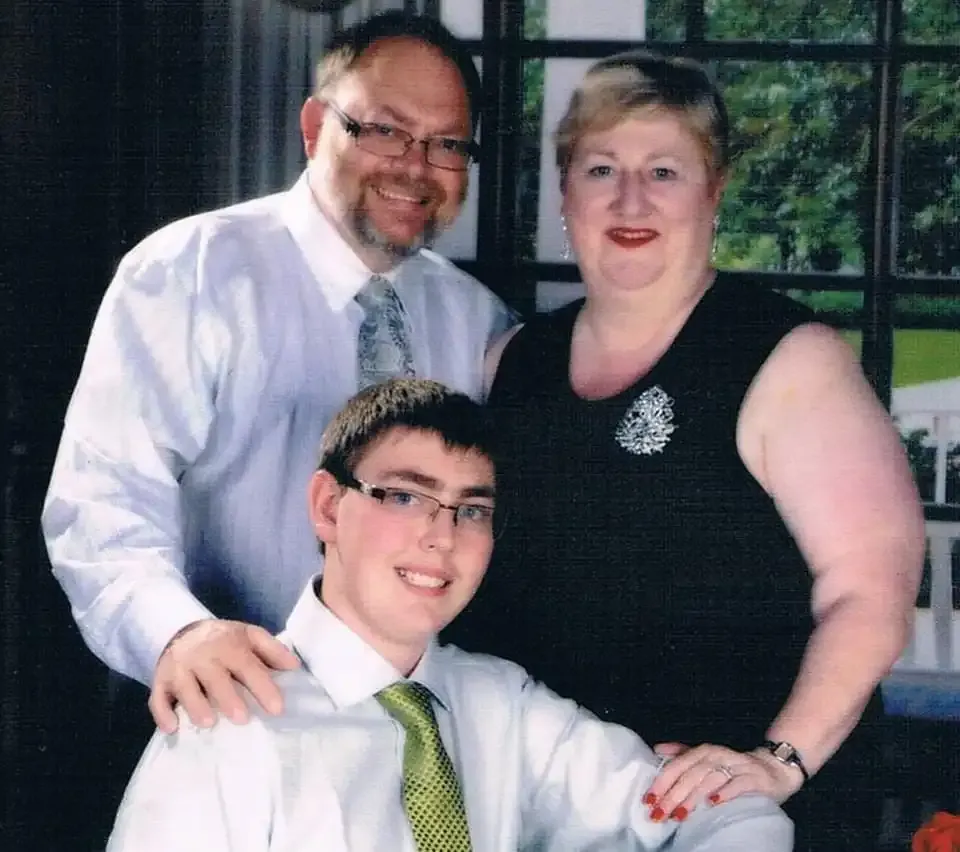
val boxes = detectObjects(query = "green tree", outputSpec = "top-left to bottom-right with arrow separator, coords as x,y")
645,0 -> 960,276
714,60 -> 872,273
898,63 -> 960,276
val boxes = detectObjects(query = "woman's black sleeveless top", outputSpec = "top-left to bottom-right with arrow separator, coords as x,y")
449,274 -> 884,750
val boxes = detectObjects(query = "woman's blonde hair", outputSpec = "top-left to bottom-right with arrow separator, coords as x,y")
555,51 -> 730,189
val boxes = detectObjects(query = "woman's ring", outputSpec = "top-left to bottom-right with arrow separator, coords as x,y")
715,764 -> 735,781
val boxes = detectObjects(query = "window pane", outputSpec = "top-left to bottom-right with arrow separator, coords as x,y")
774,289 -> 865,350
517,58 -> 546,261
883,524 -> 959,721
524,0 -> 546,39
519,58 -> 595,263
897,64 -> 960,277
430,57 -> 482,261
892,296 -> 960,505
902,0 -> 960,45
537,281 -> 584,312
647,0 -> 685,41
716,61 -> 872,274
526,0 -> 645,40
431,163 -> 480,260
438,1 -> 483,39
705,0 -> 874,41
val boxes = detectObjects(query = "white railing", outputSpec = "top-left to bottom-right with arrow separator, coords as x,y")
894,408 -> 960,505
888,391 -> 960,685
887,520 -> 960,685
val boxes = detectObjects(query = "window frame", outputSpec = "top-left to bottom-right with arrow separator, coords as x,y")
459,0 -> 959,519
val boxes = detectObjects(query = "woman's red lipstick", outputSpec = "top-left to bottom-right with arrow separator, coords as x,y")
606,227 -> 659,247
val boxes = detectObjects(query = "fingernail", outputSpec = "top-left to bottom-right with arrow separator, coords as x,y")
672,806 -> 689,822
708,793 -> 721,805
651,807 -> 666,822
642,793 -> 658,806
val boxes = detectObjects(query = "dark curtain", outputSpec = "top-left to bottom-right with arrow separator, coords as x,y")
0,1 -> 406,848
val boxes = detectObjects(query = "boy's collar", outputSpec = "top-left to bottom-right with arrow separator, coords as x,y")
279,575 -> 451,712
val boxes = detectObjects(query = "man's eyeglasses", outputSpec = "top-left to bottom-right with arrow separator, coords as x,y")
323,100 -> 478,172
338,472 -> 498,536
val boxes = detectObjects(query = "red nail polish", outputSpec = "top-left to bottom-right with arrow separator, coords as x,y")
651,807 -> 666,822
643,793 -> 658,806
672,806 -> 689,822
708,793 -> 721,805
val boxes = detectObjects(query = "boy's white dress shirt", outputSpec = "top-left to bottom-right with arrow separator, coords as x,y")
107,579 -> 794,851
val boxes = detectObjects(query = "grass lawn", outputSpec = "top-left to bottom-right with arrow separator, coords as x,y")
842,330 -> 960,387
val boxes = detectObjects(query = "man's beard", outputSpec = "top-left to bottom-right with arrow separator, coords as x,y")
351,205 -> 440,260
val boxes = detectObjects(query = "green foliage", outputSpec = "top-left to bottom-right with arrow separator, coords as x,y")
523,59 -> 545,138
523,0 -> 546,39
898,64 -> 960,275
900,429 -> 938,501
645,0 -> 960,276
895,296 -> 960,327
704,0 -> 874,41
780,289 -> 863,317
646,0 -> 685,41
902,0 -> 960,45
715,60 -> 872,273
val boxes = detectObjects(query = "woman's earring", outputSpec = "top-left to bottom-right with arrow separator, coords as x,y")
561,217 -> 572,261
711,215 -> 719,263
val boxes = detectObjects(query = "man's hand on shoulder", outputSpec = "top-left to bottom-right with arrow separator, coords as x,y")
149,619 -> 301,734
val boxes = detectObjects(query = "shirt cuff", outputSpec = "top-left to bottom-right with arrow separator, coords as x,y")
115,581 -> 217,685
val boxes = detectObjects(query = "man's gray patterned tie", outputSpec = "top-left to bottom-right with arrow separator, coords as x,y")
355,274 -> 416,389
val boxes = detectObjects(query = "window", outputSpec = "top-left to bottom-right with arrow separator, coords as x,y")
447,0 -> 959,515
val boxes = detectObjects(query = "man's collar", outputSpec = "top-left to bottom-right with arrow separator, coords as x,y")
279,172 -> 403,312
280,575 -> 451,712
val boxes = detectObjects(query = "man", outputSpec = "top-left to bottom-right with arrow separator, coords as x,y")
41,12 -> 512,734
105,379 -> 793,851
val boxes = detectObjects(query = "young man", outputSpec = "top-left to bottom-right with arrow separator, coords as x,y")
42,12 -> 513,733
105,379 -> 793,851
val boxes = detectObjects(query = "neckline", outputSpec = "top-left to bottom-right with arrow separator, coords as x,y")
561,273 -> 724,404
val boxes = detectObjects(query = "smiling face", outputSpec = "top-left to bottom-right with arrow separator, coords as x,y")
562,108 -> 722,299
310,427 -> 495,673
302,36 -> 471,271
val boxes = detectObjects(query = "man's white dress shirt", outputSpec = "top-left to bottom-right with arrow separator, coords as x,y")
106,579 -> 794,851
41,175 -> 513,684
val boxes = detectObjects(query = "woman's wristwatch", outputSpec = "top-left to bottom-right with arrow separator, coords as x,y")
759,740 -> 811,783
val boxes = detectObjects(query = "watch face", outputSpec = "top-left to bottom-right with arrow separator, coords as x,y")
772,743 -> 797,763
764,741 -> 808,780
774,744 -> 791,760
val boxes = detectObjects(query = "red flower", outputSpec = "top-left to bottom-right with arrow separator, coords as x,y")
912,812 -> 960,852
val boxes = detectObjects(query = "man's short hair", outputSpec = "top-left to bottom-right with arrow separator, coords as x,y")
315,11 -> 483,134
319,379 -> 499,484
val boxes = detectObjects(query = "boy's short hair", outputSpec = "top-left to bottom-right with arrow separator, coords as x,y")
315,11 -> 483,134
319,379 -> 499,483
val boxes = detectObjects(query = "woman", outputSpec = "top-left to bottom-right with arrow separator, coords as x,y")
448,52 -> 924,850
